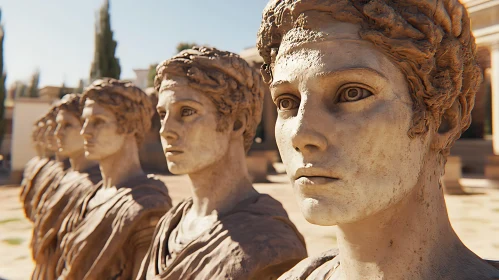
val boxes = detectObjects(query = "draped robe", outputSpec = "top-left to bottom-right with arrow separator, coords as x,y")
278,249 -> 499,280
20,156 -> 52,221
31,164 -> 102,280
56,174 -> 172,280
137,193 -> 308,280
29,159 -> 70,222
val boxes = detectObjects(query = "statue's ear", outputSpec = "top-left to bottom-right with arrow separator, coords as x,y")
232,109 -> 249,138
431,99 -> 461,151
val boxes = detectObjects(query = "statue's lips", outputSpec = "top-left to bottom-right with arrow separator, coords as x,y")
295,176 -> 339,185
164,148 -> 183,157
293,167 -> 340,185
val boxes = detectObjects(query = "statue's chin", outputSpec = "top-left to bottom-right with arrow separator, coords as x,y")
167,162 -> 189,175
84,151 -> 100,161
299,198 -> 340,226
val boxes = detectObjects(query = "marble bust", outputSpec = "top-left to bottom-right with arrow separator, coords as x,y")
56,79 -> 172,280
20,117 -> 51,219
137,47 -> 307,280
31,94 -> 102,280
21,107 -> 70,222
257,1 -> 499,279
30,107 -> 71,220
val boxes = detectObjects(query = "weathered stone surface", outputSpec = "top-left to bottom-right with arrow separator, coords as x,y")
139,194 -> 307,279
31,165 -> 101,280
139,47 -> 307,279
50,79 -> 173,280
257,0 -> 499,279
57,175 -> 171,280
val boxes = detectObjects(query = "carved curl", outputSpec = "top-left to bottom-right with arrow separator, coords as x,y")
81,78 -> 154,146
257,0 -> 481,156
57,93 -> 84,123
44,105 -> 60,136
31,116 -> 47,144
154,46 -> 266,152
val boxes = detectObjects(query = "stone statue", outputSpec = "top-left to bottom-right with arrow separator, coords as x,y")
20,117 -> 51,219
29,107 -> 70,221
31,94 -> 102,280
20,108 -> 70,222
137,47 -> 307,280
56,79 -> 172,280
257,1 -> 499,279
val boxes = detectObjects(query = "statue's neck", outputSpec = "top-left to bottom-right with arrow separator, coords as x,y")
335,153 -> 488,279
35,145 -> 44,157
69,149 -> 97,173
187,140 -> 257,217
99,136 -> 144,189
54,152 -> 68,164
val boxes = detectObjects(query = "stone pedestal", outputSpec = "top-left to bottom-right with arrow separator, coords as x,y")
485,43 -> 499,179
485,155 -> 499,179
443,156 -> 466,195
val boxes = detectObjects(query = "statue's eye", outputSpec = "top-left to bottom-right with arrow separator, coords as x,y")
338,86 -> 373,103
181,107 -> 196,117
276,95 -> 300,111
93,119 -> 104,126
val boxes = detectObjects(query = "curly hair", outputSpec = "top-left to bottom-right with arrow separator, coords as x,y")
57,93 -> 84,122
81,78 -> 154,146
154,46 -> 266,152
31,116 -> 46,144
257,0 -> 481,156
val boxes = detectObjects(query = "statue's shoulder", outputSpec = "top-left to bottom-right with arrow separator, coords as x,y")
278,249 -> 340,280
23,156 -> 41,175
111,175 -> 172,228
227,193 -> 302,239
485,259 -> 499,277
127,174 -> 171,206
218,194 -> 308,275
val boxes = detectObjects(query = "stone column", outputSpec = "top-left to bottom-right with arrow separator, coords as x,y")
485,43 -> 499,179
443,156 -> 467,195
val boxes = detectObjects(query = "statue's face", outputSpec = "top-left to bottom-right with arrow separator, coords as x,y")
80,99 -> 126,161
44,119 -> 58,152
157,76 -> 230,175
271,21 -> 430,226
54,110 -> 84,157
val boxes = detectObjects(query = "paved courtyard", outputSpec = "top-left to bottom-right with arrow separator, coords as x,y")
1,175 -> 498,280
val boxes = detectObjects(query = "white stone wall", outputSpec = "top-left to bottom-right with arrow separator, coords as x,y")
11,98 -> 52,171
133,69 -> 149,89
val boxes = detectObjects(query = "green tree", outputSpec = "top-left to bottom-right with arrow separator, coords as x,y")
76,79 -> 84,93
0,9 -> 6,149
13,81 -> 28,99
147,63 -> 158,88
176,42 -> 197,53
59,82 -> 68,99
89,0 -> 120,81
27,70 -> 40,98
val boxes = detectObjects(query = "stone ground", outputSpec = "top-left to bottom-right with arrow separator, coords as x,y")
1,175 -> 498,280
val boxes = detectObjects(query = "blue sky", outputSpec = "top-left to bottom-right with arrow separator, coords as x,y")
0,0 -> 269,88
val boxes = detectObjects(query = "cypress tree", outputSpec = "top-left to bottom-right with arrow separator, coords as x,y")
59,82 -> 67,99
27,70 -> 40,98
147,63 -> 158,88
89,0 -> 120,81
76,79 -> 84,93
0,9 -> 6,149
176,42 -> 197,54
